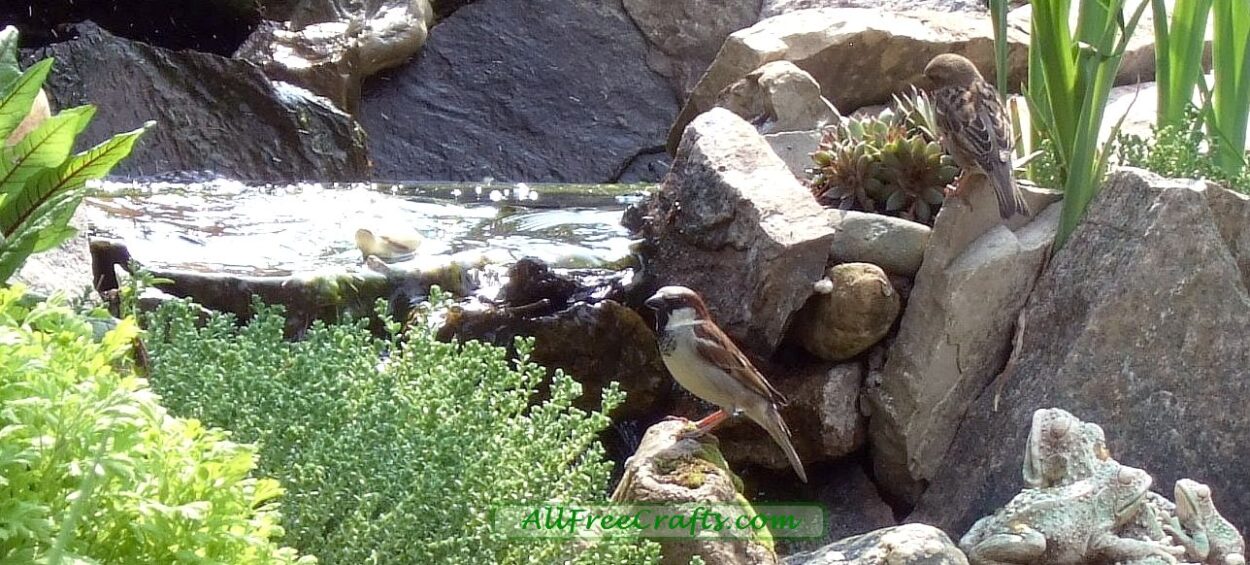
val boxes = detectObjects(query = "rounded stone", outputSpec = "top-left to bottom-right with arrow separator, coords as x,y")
794,262 -> 900,361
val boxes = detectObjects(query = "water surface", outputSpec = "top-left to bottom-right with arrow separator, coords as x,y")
84,179 -> 650,276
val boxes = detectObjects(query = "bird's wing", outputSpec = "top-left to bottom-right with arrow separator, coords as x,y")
691,320 -> 788,405
934,82 -> 1014,173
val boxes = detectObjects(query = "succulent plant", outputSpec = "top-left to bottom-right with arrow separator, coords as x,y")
807,92 -> 959,224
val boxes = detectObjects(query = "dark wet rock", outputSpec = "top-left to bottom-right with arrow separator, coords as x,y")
622,0 -> 761,98
496,257 -> 579,310
778,459 -> 897,558
667,8 -> 1028,153
428,0 -> 477,20
866,180 -> 1062,504
791,263 -> 899,362
784,524 -> 968,565
615,148 -> 672,183
437,299 -> 670,419
611,419 -> 780,565
235,0 -> 433,113
4,0 -> 260,54
911,169 -> 1250,537
29,23 -> 368,182
359,0 -> 678,183
635,108 -> 834,356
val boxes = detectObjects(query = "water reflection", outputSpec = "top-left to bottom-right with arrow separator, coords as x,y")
84,179 -> 648,275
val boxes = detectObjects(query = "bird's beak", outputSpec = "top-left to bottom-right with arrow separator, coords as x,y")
644,294 -> 664,310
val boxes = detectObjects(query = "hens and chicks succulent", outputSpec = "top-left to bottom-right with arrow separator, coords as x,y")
807,92 -> 957,225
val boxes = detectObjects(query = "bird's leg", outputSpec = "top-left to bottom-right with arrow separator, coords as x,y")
944,171 -> 977,211
675,409 -> 731,439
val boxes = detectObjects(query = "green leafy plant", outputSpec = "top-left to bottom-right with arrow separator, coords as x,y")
143,292 -> 660,564
1152,0 -> 1213,129
1207,1 -> 1250,176
0,25 -> 152,283
0,284 -> 307,563
808,97 -> 957,225
989,0 -> 1012,97
1114,108 -> 1250,192
1025,0 -> 1149,247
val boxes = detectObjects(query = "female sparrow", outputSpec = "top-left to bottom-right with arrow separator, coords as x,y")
645,286 -> 807,483
924,53 -> 1031,220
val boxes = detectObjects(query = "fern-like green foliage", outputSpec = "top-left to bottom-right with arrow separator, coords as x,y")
143,292 -> 661,564
0,25 -> 152,283
1114,108 -> 1250,193
0,284 -> 309,563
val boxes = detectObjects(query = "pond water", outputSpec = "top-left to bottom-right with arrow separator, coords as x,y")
83,178 -> 650,276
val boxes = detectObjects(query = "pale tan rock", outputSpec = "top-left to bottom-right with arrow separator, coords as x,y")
716,61 -> 840,134
667,8 -> 1029,152
864,178 -> 1063,503
612,420 -> 779,565
639,108 -> 835,355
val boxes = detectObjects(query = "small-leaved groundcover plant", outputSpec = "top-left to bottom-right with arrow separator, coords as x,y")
0,285 -> 309,563
143,292 -> 662,564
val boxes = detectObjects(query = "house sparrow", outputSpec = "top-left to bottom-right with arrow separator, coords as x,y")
924,53 -> 1031,220
645,286 -> 807,483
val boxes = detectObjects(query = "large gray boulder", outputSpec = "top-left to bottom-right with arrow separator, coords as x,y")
636,107 -> 835,356
763,0 -> 986,18
667,8 -> 1029,152
911,169 -> 1250,537
30,23 -> 369,181
359,0 -> 677,183
784,524 -> 969,565
865,180 -> 1062,503
623,0 -> 762,98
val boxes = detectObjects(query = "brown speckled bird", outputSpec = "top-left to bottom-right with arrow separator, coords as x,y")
925,54 -> 1030,219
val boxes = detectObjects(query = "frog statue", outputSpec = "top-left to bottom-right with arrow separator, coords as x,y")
1163,479 -> 1246,565
1023,407 -> 1116,489
960,465 -> 1186,564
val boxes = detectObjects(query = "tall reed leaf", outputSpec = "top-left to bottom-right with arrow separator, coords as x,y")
990,0 -> 1012,97
1153,0 -> 1213,129
1027,0 -> 1149,248
1209,0 -> 1250,175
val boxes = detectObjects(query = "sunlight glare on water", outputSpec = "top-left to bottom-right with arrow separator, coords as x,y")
83,179 -> 644,275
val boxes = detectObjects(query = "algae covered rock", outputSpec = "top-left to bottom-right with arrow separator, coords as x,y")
612,420 -> 780,565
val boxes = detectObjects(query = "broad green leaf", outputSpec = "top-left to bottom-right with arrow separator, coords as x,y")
0,59 -> 53,142
0,227 -> 36,281
0,120 -> 152,238
0,26 -> 19,87
0,106 -> 96,199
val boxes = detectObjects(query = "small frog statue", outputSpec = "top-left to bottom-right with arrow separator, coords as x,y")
1164,479 -> 1246,565
961,464 -> 1186,564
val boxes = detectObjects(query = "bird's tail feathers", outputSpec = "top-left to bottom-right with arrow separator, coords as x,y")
991,167 -> 1031,220
753,403 -> 808,483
